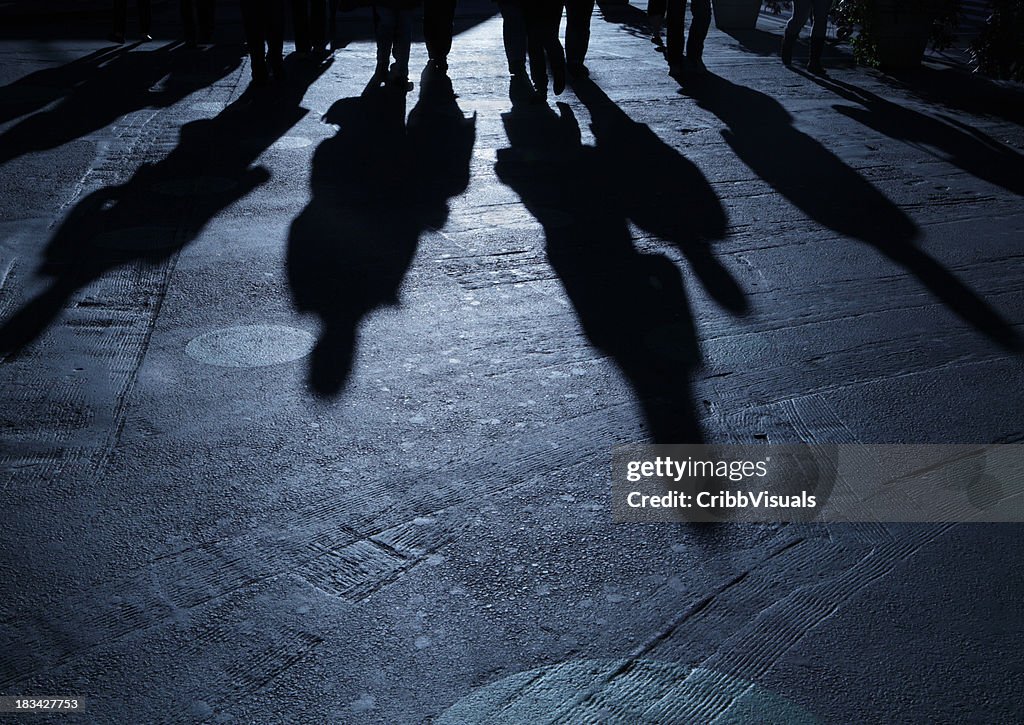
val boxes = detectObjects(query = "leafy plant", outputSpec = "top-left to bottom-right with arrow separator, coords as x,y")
832,0 -> 962,66
970,0 -> 1024,81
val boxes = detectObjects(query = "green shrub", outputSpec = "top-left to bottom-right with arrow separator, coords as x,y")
970,0 -> 1024,81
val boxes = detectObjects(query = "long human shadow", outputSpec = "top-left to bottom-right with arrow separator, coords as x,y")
495,93 -> 746,443
800,70 -> 1024,198
882,66 -> 1024,128
0,42 -> 243,167
593,0 -> 656,41
572,77 -> 748,315
0,45 -> 128,126
684,72 -> 1020,351
0,58 -> 331,358
287,68 -> 476,397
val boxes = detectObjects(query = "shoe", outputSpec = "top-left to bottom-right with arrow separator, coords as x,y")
552,61 -> 566,95
269,55 -> 285,81
686,55 -> 707,75
141,33 -> 153,42
649,14 -> 663,46
387,64 -> 412,92
807,37 -> 827,75
364,68 -> 387,93
250,65 -> 269,86
568,62 -> 589,78
667,55 -> 685,80
108,32 -> 125,44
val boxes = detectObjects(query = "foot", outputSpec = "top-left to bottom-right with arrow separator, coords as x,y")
108,32 -> 125,44
387,65 -> 412,92
250,66 -> 269,86
807,61 -> 827,76
365,67 -> 387,93
649,14 -> 664,46
387,77 -> 413,92
141,33 -> 153,42
667,51 -> 688,80
269,56 -> 285,81
568,62 -> 589,78
686,55 -> 707,75
552,64 -> 566,96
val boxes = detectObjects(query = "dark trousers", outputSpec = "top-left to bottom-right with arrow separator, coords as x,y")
523,2 -> 565,88
291,0 -> 328,52
648,0 -> 710,60
112,0 -> 151,35
241,0 -> 285,76
786,0 -> 832,40
564,0 -> 594,66
498,1 -> 528,72
424,0 -> 457,60
181,0 -> 215,43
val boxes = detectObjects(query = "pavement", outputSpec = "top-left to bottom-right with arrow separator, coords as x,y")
0,1 -> 1022,723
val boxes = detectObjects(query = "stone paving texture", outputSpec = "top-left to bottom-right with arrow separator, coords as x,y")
0,1 -> 1022,723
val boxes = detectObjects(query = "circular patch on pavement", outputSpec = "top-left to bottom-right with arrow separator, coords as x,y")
153,176 -> 238,197
94,226 -> 179,251
185,324 -> 315,368
436,659 -> 819,724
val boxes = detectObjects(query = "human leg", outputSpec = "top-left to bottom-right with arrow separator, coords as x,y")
807,0 -> 833,73
424,0 -> 457,67
685,0 -> 711,66
782,0 -> 812,65
565,0 -> 594,69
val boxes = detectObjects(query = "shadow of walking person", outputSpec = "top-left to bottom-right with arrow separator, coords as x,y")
496,98 -> 739,443
0,42 -> 244,167
801,70 -> 1024,198
684,72 -> 1020,352
0,57 -> 332,358
0,45 -> 128,127
572,76 -> 747,316
287,67 -> 476,397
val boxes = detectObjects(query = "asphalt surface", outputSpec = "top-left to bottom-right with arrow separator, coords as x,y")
0,1 -> 1022,723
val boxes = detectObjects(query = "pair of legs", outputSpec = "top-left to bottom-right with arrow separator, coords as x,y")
497,1 -> 566,95
424,0 -> 457,69
782,0 -> 833,73
527,2 -> 567,94
111,0 -> 151,41
564,0 -> 594,72
241,0 -> 285,83
373,5 -> 414,87
181,0 -> 215,45
291,0 -> 330,54
647,0 -> 711,66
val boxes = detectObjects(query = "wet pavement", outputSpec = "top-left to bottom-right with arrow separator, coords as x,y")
1,1 -> 1022,722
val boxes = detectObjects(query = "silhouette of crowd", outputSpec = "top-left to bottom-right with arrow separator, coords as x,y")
106,0 -> 838,93
0,0 -> 1015,446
